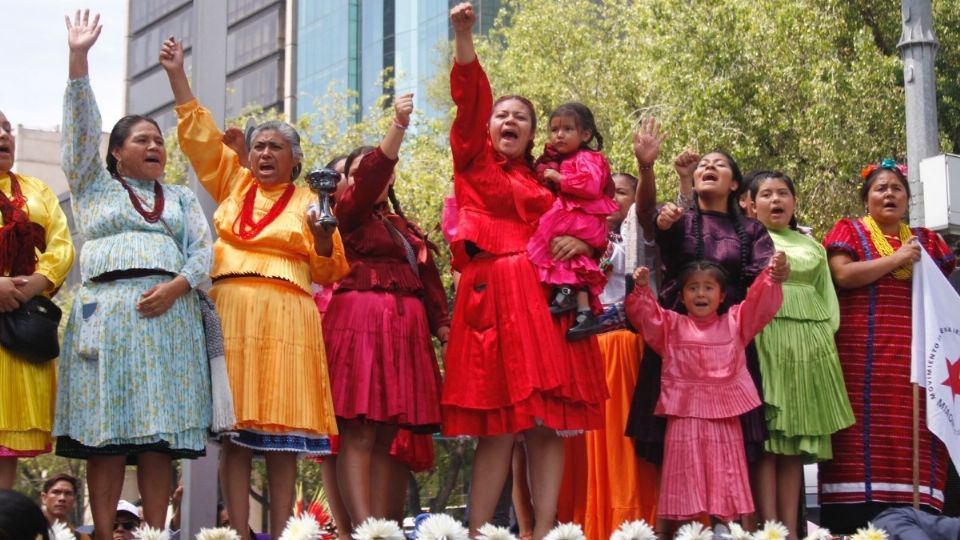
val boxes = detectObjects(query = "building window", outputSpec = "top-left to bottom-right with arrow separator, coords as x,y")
225,57 -> 282,119
130,0 -> 191,33
129,7 -> 194,78
226,5 -> 281,73
227,0 -> 276,25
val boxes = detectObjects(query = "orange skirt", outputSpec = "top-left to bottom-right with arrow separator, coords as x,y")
212,277 -> 338,438
558,330 -> 658,536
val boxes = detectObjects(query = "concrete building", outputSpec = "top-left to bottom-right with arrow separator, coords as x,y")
126,0 -> 289,132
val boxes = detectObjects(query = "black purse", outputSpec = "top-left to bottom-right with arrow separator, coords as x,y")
0,295 -> 63,363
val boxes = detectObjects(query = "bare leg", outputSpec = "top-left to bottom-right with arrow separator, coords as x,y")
575,289 -> 590,312
754,452 -> 777,525
221,439 -> 253,537
524,427 -> 564,540
337,421 -> 378,528
368,424 -> 400,519
384,456 -> 410,522
137,452 -> 173,528
511,442 -> 534,539
87,455 -> 126,540
467,434 -> 514,537
266,450 -> 298,539
776,455 -> 804,539
0,457 -> 16,489
321,456 -> 352,537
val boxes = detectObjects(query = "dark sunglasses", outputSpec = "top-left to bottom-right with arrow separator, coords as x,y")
113,521 -> 139,531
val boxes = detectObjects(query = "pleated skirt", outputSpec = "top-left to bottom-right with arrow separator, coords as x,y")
755,317 -> 855,461
323,290 -> 442,432
0,344 -> 55,456
658,416 -> 753,521
212,276 -> 337,453
441,251 -> 606,436
54,276 -> 210,459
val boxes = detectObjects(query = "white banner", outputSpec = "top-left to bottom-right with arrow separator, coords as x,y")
911,248 -> 960,472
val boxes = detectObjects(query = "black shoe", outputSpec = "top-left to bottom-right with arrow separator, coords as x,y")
566,310 -> 601,341
549,286 -> 578,315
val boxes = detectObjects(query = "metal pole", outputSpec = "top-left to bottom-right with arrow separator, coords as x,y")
284,0 -> 298,120
182,0 -> 228,534
898,0 -> 940,227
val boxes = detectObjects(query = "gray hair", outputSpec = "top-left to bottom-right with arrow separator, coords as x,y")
248,120 -> 304,162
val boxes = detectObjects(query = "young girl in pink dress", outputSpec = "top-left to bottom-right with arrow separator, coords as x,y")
526,103 -> 618,340
626,254 -> 788,529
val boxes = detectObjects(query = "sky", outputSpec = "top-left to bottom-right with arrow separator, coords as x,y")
5,0 -> 128,131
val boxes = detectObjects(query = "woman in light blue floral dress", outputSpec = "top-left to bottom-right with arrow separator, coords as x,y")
53,11 -> 211,536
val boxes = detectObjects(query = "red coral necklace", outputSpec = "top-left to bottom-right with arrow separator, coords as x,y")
114,174 -> 165,223
233,182 -> 296,240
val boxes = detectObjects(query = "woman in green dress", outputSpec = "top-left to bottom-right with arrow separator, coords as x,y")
749,171 -> 854,538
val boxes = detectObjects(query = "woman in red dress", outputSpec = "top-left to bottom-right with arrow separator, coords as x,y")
820,160 -> 956,533
441,4 -> 606,538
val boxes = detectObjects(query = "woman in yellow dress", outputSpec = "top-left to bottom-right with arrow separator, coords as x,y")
161,38 -> 349,534
0,109 -> 75,489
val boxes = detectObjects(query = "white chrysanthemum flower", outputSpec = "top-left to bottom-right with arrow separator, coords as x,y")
133,526 -> 170,540
851,522 -> 888,540
724,522 -> 751,540
416,514 -> 469,540
609,519 -> 656,540
49,521 -> 76,540
753,521 -> 789,540
543,522 -> 586,540
476,523 -> 518,540
351,517 -> 405,540
196,527 -> 243,540
279,515 -> 323,540
802,526 -> 832,540
675,522 -> 713,540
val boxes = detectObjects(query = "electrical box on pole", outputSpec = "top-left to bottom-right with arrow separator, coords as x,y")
920,154 -> 960,238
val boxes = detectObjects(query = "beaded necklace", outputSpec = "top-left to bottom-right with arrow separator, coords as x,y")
233,182 -> 296,240
113,174 -> 165,223
863,214 -> 913,280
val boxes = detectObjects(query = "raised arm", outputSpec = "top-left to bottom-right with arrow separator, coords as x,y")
160,37 -> 196,106
449,2 -> 491,170
672,149 -> 698,208
633,116 -> 665,240
624,266 -> 673,355
735,254 -> 787,343
61,10 -> 108,195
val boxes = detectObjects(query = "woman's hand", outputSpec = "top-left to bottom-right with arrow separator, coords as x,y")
307,206 -> 336,256
394,93 -> 414,127
550,235 -> 591,262
894,236 -> 921,266
634,116 -> 666,168
65,9 -> 101,52
436,325 -> 450,356
673,148 -> 699,179
450,2 -> 476,34
656,202 -> 684,231
0,277 -> 27,313
136,276 -> 190,318
768,251 -> 790,282
222,127 -> 250,168
159,37 -> 185,73
632,266 -> 651,288
542,169 -> 562,185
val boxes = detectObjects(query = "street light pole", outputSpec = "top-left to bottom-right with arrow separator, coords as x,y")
898,0 -> 940,227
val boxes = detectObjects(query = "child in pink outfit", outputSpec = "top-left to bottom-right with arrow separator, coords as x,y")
625,254 -> 788,526
526,102 -> 617,341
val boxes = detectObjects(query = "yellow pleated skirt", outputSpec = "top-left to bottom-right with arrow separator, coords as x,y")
0,346 -> 55,455
211,276 -> 338,442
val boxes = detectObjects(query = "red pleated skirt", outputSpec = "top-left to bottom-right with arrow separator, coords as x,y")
323,290 -> 442,432
441,251 -> 607,436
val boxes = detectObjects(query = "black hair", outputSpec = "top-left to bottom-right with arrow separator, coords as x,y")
749,170 -> 799,230
549,102 -> 603,151
343,145 -> 377,181
106,115 -> 162,177
677,260 -> 729,290
42,473 -> 78,494
859,165 -> 910,203
493,95 -> 537,170
0,489 -> 49,540
325,155 -> 348,171
612,171 -> 638,192
690,149 -> 750,294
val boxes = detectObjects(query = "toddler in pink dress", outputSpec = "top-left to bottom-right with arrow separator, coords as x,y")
625,254 -> 787,524
526,102 -> 617,341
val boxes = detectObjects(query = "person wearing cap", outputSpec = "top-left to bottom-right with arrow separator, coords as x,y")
112,500 -> 140,540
